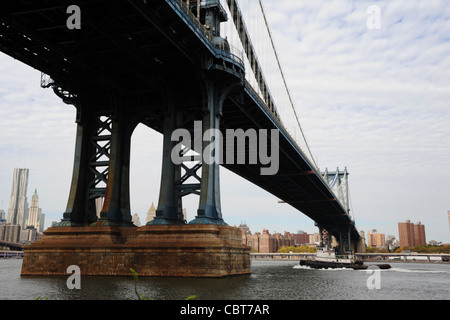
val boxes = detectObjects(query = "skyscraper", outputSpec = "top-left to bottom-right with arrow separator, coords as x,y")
367,229 -> 377,248
26,189 -> 42,231
39,213 -> 46,233
398,220 -> 415,248
6,168 -> 29,229
398,220 -> 426,248
414,222 -> 426,246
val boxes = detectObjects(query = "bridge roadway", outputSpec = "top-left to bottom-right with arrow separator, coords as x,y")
0,240 -> 23,251
0,0 -> 359,242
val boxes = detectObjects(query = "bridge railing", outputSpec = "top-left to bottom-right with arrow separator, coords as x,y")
244,80 -> 322,173
172,0 -> 214,41
169,0 -> 244,68
167,0 -> 354,221
172,0 -> 323,176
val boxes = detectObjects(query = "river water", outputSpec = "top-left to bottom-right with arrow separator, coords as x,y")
1,258 -> 449,301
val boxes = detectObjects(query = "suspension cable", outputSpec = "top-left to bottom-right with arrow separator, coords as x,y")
257,0 -> 318,169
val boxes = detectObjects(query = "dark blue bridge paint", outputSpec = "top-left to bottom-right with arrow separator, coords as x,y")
0,0 -> 360,243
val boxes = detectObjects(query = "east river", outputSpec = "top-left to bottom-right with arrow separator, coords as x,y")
1,258 -> 449,300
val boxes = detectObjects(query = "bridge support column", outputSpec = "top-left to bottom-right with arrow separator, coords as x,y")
148,101 -> 185,225
339,227 -> 352,253
189,77 -> 226,225
95,105 -> 134,226
57,108 -> 108,226
56,96 -> 134,227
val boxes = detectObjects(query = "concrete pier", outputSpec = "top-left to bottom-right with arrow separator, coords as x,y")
21,225 -> 251,278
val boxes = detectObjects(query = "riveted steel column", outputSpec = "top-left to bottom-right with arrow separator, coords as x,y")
189,78 -> 226,225
95,105 -> 134,226
148,102 -> 185,225
58,108 -> 103,226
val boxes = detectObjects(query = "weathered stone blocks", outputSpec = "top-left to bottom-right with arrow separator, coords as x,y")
21,225 -> 251,278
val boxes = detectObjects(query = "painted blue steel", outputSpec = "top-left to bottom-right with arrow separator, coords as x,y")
243,84 -> 350,218
0,0 -> 358,238
164,0 -> 244,68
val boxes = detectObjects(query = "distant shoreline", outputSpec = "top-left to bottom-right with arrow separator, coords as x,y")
250,252 -> 450,264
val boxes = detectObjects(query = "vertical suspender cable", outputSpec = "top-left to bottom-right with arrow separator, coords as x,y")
257,0 -> 318,170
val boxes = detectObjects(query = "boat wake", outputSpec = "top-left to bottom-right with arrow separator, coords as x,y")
293,265 -> 354,271
387,267 -> 450,274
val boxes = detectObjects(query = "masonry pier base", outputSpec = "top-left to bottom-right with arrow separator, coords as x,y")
21,225 -> 251,278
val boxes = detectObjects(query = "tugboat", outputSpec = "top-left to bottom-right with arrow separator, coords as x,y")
299,246 -> 368,270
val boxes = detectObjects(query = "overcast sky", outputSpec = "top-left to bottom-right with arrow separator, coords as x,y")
1,0 -> 449,243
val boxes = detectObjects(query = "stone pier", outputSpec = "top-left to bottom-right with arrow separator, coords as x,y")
21,225 -> 251,278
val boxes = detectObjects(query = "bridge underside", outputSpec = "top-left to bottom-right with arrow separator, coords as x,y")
2,0 -> 361,277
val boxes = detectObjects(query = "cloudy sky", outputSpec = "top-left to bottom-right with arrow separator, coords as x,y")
1,0 -> 449,243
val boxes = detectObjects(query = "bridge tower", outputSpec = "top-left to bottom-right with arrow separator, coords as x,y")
149,0 -> 233,226
49,0 -> 241,228
20,0 -> 250,277
318,168 -> 354,253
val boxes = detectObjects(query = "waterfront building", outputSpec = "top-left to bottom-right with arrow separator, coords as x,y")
386,235 -> 399,251
21,226 -> 38,243
0,223 -> 21,243
238,223 -> 251,245
242,228 -> 295,253
292,230 -> 309,245
414,222 -> 426,246
376,233 -> 386,248
309,233 -> 320,245
367,229 -> 377,248
6,168 -> 29,229
368,229 -> 386,249
398,220 -> 426,248
398,220 -> 415,248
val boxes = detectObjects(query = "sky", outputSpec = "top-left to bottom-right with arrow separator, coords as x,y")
1,0 -> 449,243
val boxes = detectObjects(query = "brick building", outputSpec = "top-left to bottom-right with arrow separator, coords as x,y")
292,231 -> 309,245
239,225 -> 295,253
367,229 -> 386,249
398,220 -> 426,248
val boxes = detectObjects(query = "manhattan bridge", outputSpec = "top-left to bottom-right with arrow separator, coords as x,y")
0,0 -> 362,275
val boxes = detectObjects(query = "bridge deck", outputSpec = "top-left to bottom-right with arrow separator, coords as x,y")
0,0 -> 359,240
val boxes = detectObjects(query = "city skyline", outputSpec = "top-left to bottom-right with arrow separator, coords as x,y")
1,1 -> 450,243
